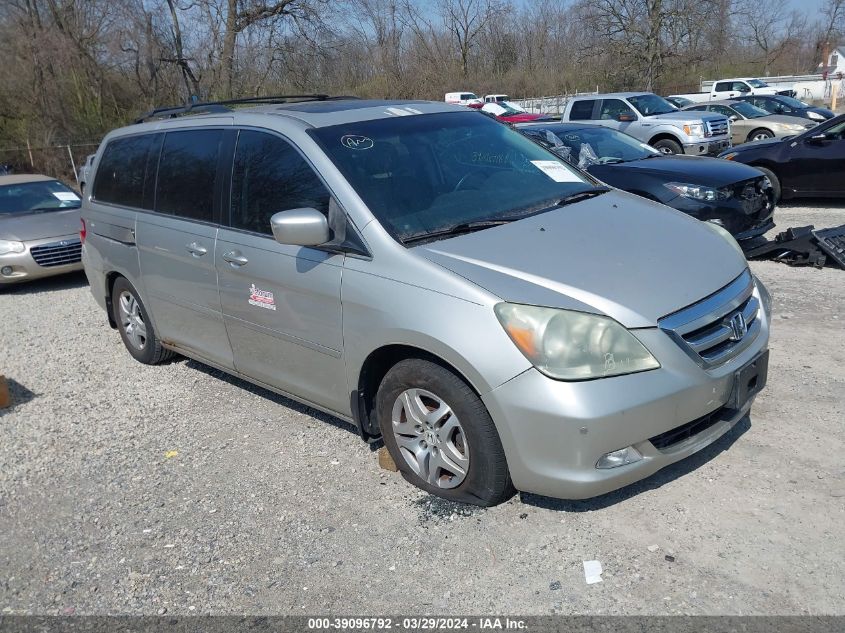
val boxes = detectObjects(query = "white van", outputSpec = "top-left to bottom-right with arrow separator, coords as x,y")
445,92 -> 482,106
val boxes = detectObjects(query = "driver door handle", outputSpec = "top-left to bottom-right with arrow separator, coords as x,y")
186,242 -> 207,257
222,250 -> 249,267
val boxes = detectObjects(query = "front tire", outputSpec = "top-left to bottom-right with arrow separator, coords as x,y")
754,166 -> 781,203
376,359 -> 515,506
111,277 -> 174,365
747,128 -> 774,142
652,138 -> 683,155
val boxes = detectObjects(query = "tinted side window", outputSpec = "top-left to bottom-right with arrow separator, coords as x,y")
569,100 -> 596,120
711,105 -> 734,117
714,82 -> 731,92
92,134 -> 159,208
599,99 -> 635,120
230,130 -> 330,235
155,129 -> 222,221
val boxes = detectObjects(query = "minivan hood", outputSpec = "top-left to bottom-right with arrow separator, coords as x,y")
416,191 -> 747,328
0,207 -> 81,241
593,155 -> 764,188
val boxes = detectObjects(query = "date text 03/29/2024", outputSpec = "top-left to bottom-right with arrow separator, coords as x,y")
307,617 -> 527,630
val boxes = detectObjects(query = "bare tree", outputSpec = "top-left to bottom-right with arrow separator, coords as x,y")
734,0 -> 794,75
438,0 -> 507,77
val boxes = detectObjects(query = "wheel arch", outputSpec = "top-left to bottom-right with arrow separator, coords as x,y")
647,132 -> 683,147
352,344 -> 484,441
746,127 -> 774,142
104,271 -> 122,329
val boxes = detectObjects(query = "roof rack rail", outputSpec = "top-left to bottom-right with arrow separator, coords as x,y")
134,94 -> 356,124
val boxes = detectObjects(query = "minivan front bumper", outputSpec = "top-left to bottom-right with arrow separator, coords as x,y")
482,282 -> 770,500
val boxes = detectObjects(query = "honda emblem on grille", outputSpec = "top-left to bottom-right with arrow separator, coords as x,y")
728,312 -> 747,341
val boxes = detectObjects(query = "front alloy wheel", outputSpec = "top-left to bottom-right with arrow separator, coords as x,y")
391,388 -> 469,489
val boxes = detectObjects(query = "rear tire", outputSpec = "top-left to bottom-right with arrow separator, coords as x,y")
747,128 -> 774,142
652,138 -> 683,155
111,277 -> 174,365
376,359 -> 515,507
754,166 -> 781,203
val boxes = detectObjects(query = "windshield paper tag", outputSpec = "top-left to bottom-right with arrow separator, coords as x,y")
248,284 -> 276,311
530,160 -> 581,183
53,191 -> 80,201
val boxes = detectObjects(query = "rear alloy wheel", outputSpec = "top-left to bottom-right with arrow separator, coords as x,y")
748,129 -> 774,142
111,277 -> 174,365
652,138 -> 683,155
376,358 -> 515,506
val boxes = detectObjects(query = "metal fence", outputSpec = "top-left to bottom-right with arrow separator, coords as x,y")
510,90 -> 600,115
0,141 -> 100,189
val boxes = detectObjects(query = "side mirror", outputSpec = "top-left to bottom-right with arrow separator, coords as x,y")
270,208 -> 330,246
729,115 -> 739,122
739,86 -> 750,92
617,113 -> 635,122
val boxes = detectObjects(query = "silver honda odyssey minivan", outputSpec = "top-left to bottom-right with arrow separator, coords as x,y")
82,97 -> 771,506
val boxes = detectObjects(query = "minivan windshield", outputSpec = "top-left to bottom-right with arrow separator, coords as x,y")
309,111 -> 598,244
627,94 -> 677,116
0,180 -> 80,215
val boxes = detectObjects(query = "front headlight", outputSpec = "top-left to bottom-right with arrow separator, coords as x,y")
807,111 -> 825,121
664,182 -> 730,202
0,239 -> 25,256
683,123 -> 705,137
753,276 -> 772,317
494,303 -> 660,381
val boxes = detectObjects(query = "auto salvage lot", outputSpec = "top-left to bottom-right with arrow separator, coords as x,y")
1,202 -> 843,616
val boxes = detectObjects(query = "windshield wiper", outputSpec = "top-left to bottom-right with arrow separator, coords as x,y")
22,205 -> 80,214
404,219 -> 517,244
556,186 -> 610,206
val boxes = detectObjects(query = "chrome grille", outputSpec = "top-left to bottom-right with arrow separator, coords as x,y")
706,118 -> 729,137
659,270 -> 760,368
30,239 -> 82,268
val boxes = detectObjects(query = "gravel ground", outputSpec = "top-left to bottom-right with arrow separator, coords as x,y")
1,202 -> 843,616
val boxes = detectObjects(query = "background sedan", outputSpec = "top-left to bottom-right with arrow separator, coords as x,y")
719,114 -> 845,201
0,174 -> 82,287
518,122 -> 775,242
683,100 -> 816,144
734,95 -> 834,122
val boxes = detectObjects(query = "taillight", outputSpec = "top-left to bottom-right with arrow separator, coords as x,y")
80,218 -> 87,244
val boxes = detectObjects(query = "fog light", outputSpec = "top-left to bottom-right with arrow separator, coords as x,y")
596,446 -> 643,469
1,266 -> 12,276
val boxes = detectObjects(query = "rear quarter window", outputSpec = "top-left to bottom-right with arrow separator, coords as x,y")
569,100 -> 596,120
92,134 -> 161,208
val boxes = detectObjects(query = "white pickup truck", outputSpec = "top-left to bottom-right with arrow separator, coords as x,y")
561,92 -> 732,156
669,78 -> 780,104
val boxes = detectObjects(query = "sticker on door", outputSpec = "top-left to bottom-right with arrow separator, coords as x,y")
248,284 -> 276,311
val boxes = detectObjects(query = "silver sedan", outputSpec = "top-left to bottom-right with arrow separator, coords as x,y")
684,100 -> 817,145
0,174 -> 83,287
